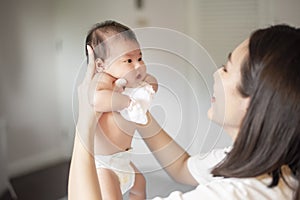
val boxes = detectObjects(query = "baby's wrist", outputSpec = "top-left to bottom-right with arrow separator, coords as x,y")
126,97 -> 132,108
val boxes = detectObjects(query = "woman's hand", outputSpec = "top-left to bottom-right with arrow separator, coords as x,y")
68,45 -> 103,200
76,45 -> 102,152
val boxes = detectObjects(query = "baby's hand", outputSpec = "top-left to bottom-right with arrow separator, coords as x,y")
115,78 -> 127,88
120,98 -> 148,124
119,83 -> 155,124
114,78 -> 127,93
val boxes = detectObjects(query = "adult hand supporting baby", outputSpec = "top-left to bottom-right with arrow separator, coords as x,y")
68,45 -> 102,200
76,45 -> 102,151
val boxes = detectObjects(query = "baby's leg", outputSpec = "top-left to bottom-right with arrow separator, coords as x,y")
129,163 -> 146,200
96,168 -> 122,200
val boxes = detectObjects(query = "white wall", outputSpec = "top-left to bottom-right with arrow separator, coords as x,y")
0,0 -> 299,177
0,0 -> 64,176
272,0 -> 300,27
0,120 -> 8,194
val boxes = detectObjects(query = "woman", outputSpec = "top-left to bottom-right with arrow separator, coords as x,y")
68,25 -> 300,199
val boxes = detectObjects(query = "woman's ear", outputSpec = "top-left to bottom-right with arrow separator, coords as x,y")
95,58 -> 105,72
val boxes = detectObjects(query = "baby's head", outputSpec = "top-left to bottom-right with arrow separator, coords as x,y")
85,20 -> 147,87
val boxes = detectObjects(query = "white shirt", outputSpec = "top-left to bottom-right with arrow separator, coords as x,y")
153,147 -> 296,200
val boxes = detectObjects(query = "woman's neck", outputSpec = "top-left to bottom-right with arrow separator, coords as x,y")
224,126 -> 239,141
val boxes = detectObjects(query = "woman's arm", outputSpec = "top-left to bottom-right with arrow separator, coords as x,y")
68,134 -> 101,200
68,46 -> 102,199
136,112 -> 198,186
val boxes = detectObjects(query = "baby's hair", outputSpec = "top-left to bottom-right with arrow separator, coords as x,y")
85,20 -> 138,63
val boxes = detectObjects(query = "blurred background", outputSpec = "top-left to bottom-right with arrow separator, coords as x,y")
0,0 -> 299,199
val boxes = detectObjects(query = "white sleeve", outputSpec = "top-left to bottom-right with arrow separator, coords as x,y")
151,180 -> 243,200
152,154 -> 294,200
151,176 -> 290,200
187,147 -> 232,184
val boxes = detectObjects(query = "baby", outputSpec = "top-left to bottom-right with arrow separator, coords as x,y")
85,20 -> 158,199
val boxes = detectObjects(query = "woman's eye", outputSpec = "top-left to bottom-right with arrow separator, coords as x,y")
221,65 -> 227,72
138,57 -> 142,62
127,59 -> 132,63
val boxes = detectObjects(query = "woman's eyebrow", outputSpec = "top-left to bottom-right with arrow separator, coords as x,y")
228,52 -> 232,63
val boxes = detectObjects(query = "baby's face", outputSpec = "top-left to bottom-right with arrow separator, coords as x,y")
104,39 -> 147,88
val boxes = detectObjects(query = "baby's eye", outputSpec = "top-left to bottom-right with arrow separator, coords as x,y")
127,59 -> 132,63
138,57 -> 142,62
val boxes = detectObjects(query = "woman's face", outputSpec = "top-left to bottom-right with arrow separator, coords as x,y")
207,39 -> 250,138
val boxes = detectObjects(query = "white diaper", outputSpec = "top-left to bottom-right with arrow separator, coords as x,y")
120,82 -> 155,124
94,150 -> 135,194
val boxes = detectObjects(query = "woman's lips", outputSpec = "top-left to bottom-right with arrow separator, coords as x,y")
211,96 -> 216,103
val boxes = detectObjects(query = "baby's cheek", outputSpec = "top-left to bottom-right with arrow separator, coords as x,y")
125,74 -> 137,82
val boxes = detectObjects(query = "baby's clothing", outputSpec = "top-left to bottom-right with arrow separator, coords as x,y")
120,82 -> 155,124
94,149 -> 135,194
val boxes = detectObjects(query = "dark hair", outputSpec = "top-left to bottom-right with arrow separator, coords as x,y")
212,25 -> 300,199
85,20 -> 138,63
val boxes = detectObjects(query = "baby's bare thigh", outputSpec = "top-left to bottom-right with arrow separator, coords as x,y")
96,168 -> 123,199
130,163 -> 146,197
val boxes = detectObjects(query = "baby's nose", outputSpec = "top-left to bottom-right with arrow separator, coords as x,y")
134,62 -> 142,69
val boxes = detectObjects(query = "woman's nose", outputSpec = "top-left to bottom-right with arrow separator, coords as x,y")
213,69 -> 222,81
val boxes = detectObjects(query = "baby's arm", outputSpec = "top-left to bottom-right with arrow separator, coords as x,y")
94,89 -> 131,112
94,77 -> 131,112
143,73 -> 158,92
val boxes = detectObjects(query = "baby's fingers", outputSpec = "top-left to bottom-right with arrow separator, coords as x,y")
85,45 -> 96,82
89,72 -> 101,105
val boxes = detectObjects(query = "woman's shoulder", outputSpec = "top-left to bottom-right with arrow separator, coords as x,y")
153,173 -> 295,200
196,165 -> 295,200
189,146 -> 232,164
187,147 -> 232,184
186,148 -> 295,199
197,173 -> 293,200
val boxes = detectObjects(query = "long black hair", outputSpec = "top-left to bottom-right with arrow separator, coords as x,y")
212,25 -> 300,200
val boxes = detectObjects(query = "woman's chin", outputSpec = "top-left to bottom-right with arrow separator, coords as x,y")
207,107 -> 213,121
207,107 -> 223,125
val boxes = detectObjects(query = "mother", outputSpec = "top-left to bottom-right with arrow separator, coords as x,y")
68,25 -> 300,199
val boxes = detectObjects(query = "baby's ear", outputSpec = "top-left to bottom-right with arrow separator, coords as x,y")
95,58 -> 105,72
